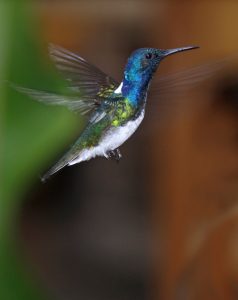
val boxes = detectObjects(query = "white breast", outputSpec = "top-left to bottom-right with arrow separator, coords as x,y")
69,109 -> 145,165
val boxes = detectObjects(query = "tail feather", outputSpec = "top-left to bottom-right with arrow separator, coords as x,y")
41,150 -> 80,182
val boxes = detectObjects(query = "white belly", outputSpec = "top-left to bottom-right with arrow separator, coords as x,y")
69,110 -> 145,165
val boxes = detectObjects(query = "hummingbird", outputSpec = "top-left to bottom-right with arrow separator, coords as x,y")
16,44 -> 199,181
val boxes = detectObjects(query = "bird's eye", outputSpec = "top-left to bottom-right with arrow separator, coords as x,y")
145,53 -> 153,59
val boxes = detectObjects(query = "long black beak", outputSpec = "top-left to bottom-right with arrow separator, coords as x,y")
162,46 -> 199,57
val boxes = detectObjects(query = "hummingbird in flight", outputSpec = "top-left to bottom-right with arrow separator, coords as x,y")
16,44 -> 199,181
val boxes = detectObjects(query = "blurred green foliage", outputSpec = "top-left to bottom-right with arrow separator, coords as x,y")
1,1 -> 79,299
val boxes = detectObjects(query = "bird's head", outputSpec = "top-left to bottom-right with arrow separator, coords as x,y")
124,46 -> 199,83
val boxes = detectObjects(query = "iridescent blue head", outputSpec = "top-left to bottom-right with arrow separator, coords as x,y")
121,46 -> 199,106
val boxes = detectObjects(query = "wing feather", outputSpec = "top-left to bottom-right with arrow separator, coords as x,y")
12,85 -> 97,115
151,56 -> 233,97
49,44 -> 119,96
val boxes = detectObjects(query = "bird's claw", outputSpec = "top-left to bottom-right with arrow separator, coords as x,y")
106,149 -> 122,162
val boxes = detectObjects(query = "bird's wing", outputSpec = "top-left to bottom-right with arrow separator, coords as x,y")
13,44 -> 120,117
12,85 -> 98,115
12,87 -> 122,125
151,56 -> 232,98
142,55 -> 237,132
49,44 -> 119,99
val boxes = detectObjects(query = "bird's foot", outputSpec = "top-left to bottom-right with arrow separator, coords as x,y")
107,149 -> 122,163
115,149 -> 122,162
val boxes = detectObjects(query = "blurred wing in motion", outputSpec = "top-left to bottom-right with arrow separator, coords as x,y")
143,55 -> 238,132
12,44 -> 120,117
12,85 -> 97,115
151,56 -> 233,99
49,44 -> 119,98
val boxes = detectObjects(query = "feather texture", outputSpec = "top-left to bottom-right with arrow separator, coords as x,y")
49,44 -> 118,97
12,85 -> 97,115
